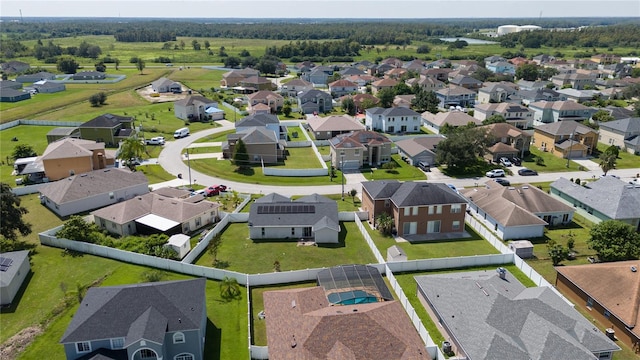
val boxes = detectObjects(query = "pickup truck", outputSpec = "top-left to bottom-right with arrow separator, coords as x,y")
145,136 -> 165,145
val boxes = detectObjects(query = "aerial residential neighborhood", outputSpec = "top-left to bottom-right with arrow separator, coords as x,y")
1,12 -> 640,360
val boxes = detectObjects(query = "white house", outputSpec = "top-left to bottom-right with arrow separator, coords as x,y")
364,107 -> 422,133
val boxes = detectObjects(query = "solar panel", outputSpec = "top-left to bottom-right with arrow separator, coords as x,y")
0,257 -> 13,272
255,204 -> 316,214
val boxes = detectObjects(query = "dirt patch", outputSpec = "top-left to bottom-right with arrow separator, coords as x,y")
0,326 -> 43,360
136,84 -> 197,103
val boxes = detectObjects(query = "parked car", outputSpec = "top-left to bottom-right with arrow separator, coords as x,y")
205,186 -> 221,197
418,161 -> 430,172
486,169 -> 506,178
499,157 -> 512,167
518,168 -> 538,176
145,136 -> 165,145
216,184 -> 228,192
511,157 -> 522,166
493,178 -> 511,186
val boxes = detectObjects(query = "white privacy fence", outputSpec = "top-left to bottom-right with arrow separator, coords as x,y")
1,119 -> 83,130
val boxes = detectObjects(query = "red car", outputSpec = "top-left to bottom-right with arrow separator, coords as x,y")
204,185 -> 227,197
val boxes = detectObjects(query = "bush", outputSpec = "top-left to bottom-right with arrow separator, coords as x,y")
381,162 -> 397,170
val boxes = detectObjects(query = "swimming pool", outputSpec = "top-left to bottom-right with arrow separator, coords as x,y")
327,290 -> 379,305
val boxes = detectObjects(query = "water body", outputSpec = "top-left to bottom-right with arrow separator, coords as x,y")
439,37 -> 497,45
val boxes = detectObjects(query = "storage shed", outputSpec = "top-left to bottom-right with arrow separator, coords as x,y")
387,245 -> 408,262
0,250 -> 31,306
165,234 -> 191,259
509,240 -> 534,258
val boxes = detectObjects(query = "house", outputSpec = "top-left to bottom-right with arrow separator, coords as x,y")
0,250 -> 30,306
223,127 -> 284,164
248,193 -> 340,243
60,278 -> 207,360
220,68 -> 260,87
403,59 -> 427,71
394,135 -> 445,167
40,138 -> 116,181
280,78 -> 313,97
459,182 -> 574,240
550,177 -> 640,231
72,71 -> 106,81
529,100 -> 596,125
328,130 -> 392,170
263,266 -> 429,360
328,79 -> 357,98
415,270 -> 620,360
361,181 -> 467,238
307,115 -> 365,140
516,79 -> 552,91
1,60 -> 30,74
339,66 -> 366,76
393,94 -> 415,108
15,71 -> 55,83
385,67 -> 409,79
518,88 -> 561,106
421,67 -> 452,82
297,89 -> 333,114
365,107 -> 422,134
301,66 -> 334,85
477,82 -> 518,104
31,80 -> 66,94
151,77 -> 181,93
235,113 -> 285,140
597,117 -> 640,154
474,102 -> 534,129
0,80 -> 23,91
422,111 -> 481,134
78,113 -> 134,146
551,73 -> 596,90
405,75 -> 445,92
449,75 -> 483,90
39,168 -> 149,217
596,105 -> 636,121
240,76 -> 276,91
435,85 -> 476,110
46,127 -> 80,143
371,78 -> 398,95
556,88 -> 598,102
533,120 -> 598,158
91,188 -> 220,236
485,60 -> 516,75
174,95 -> 219,122
344,74 -> 376,87
555,261 -> 640,350
480,122 -> 532,160
246,90 -> 284,114
0,88 -> 30,102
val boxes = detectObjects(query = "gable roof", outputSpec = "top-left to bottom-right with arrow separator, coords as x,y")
555,261 -> 640,336
236,113 -> 280,128
39,168 -> 148,204
60,278 -> 205,344
330,130 -> 391,149
328,79 -> 357,88
480,122 -> 529,138
41,138 -> 105,161
263,287 -> 429,360
535,120 -> 597,137
371,78 -> 398,87
394,136 -> 445,157
436,85 -> 476,96
307,115 -> 365,133
284,78 -> 313,87
151,77 -> 179,89
298,89 -> 331,99
80,113 -> 133,129
369,106 -> 421,117
421,111 -> 481,127
238,126 -> 279,144
416,270 -> 620,360
551,177 -> 640,220
249,193 -> 339,231
174,95 -> 214,107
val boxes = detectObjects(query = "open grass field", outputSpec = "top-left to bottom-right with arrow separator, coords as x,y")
193,222 -> 377,273
591,142 -> 640,170
362,154 -> 427,181
167,67 -> 226,93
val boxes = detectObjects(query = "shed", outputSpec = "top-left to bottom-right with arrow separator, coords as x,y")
0,250 -> 31,306
387,245 -> 408,262
165,234 -> 191,259
509,240 -> 534,258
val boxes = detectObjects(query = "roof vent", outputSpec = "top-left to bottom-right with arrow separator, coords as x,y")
632,266 -> 638,272
291,300 -> 296,308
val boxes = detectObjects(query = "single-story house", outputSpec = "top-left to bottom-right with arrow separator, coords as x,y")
415,270 -> 620,360
279,78 -> 314,97
15,71 -> 55,83
597,117 -> 640,155
1,60 -> 30,74
91,188 -> 220,236
39,168 -> 149,217
394,135 -> 445,167
459,182 -> 574,240
0,250 -> 31,306
0,88 -> 30,102
473,102 -> 534,129
0,80 -> 23,90
307,115 -> 365,140
248,193 -> 340,243
422,111 -> 481,134
46,127 -> 80,144
151,77 -> 182,93
31,80 -> 66,93
60,278 -> 207,360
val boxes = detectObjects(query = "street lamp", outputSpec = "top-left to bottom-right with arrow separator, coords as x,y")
340,151 -> 345,201
566,132 -> 574,168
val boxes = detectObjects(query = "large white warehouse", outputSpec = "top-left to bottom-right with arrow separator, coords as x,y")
497,24 -> 542,36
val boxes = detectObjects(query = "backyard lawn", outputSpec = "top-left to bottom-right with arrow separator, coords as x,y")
275,147 -> 324,169
194,222 -> 377,273
365,223 -> 500,260
362,155 -> 427,181
521,147 -> 584,173
193,129 -> 235,143
591,142 -> 640,170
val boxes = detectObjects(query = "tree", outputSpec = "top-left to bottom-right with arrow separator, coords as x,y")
220,276 -> 242,301
515,63 -> 540,81
218,46 -> 228,57
591,110 -> 615,123
57,56 -> 79,74
232,139 -> 249,168
540,67 -> 558,80
12,144 -> 37,160
416,45 -> 430,54
89,92 -> 107,107
436,127 -> 493,170
94,61 -> 106,72
341,97 -> 356,116
375,212 -> 394,236
349,188 -> 358,203
411,87 -> 438,113
223,56 -> 241,68
207,233 -> 223,267
117,136 -> 146,170
0,183 -> 32,242
599,145 -> 618,175
482,114 -> 506,125
191,40 -> 200,50
377,88 -> 395,108
282,103 -> 292,117
547,239 -> 569,266
56,215 -> 98,243
204,40 -> 211,49
135,58 -> 146,74
588,220 -> 640,262
114,58 -> 120,70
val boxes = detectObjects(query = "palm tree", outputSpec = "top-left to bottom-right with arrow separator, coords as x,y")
220,276 -> 241,301
599,152 -> 617,175
375,213 -> 394,236
117,136 -> 146,171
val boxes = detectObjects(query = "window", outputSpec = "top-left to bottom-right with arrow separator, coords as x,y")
261,228 -> 265,236
109,192 -> 115,200
175,354 -> 194,360
452,221 -> 460,230
587,297 -> 594,308
173,332 -> 185,344
436,205 -> 442,214
354,149 -> 359,156
451,204 -> 461,213
404,207 -> 410,216
195,217 -> 201,227
428,206 -> 434,215
562,213 -> 569,223
111,338 -> 125,349
384,200 -> 390,208
604,310 -> 611,318
76,342 -> 91,354
291,227 -> 295,236
139,349 -> 156,359
412,206 -> 419,215
427,220 -> 441,233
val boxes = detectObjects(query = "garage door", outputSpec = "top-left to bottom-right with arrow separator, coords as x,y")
568,149 -> 584,158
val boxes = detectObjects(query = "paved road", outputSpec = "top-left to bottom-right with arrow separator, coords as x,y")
155,123 -> 640,196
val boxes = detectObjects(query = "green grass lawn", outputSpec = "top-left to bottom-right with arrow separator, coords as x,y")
522,147 -> 584,173
136,164 -> 177,184
591,142 -> 640,170
286,126 -> 306,141
194,222 -> 376,273
193,129 -> 235,143
393,264 -> 536,348
365,223 -> 500,260
275,147 -> 323,169
290,193 -> 361,211
186,146 -> 222,154
362,155 -> 427,181
0,126 -> 61,185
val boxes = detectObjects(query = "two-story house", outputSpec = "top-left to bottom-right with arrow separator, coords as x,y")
328,130 -> 392,170
240,76 -> 275,91
301,66 -> 334,86
405,76 -> 445,92
371,78 -> 399,95
479,122 -> 532,161
307,115 -> 365,140
551,73 -> 596,90
435,85 -> 476,110
174,95 -> 220,122
78,113 -> 134,146
529,101 -> 596,125
37,138 -> 115,181
449,75 -> 483,90
473,102 -> 534,129
328,79 -> 358,98
246,90 -> 284,114
533,120 -> 598,158
361,181 -> 467,238
235,113 -> 285,140
422,111 -> 481,134
485,61 -> 516,75
477,82 -> 518,104
598,117 -> 640,155
279,78 -> 313,97
365,107 -> 422,134
297,89 -> 333,114
223,126 -> 284,164
220,68 -> 260,87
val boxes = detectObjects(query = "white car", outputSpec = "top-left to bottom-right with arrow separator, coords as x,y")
499,157 -> 512,167
145,136 -> 165,145
486,169 -> 506,178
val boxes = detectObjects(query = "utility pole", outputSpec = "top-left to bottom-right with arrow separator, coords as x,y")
341,151 -> 345,201
566,132 -> 574,168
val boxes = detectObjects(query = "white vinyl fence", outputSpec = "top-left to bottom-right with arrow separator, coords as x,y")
1,119 -> 83,130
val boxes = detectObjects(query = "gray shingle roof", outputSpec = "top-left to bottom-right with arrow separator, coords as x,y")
80,113 -> 132,128
60,278 -> 205,344
415,271 -> 619,360
236,113 -> 279,128
598,117 -> 640,135
390,182 -> 467,207
248,193 -> 339,231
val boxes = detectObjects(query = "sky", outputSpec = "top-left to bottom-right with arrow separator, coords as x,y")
1,0 -> 639,19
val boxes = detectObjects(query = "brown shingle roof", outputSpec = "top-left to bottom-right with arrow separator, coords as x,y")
41,138 -> 105,160
421,111 -> 481,127
307,115 -> 365,133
